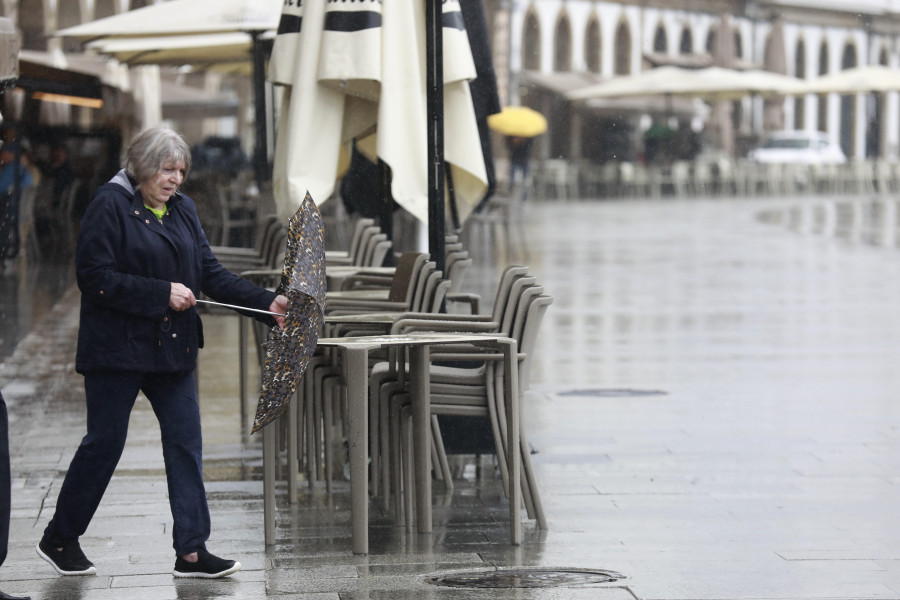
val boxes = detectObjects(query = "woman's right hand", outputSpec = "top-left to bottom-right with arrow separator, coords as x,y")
169,282 -> 196,311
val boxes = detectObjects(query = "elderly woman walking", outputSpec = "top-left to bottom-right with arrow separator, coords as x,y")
36,126 -> 286,579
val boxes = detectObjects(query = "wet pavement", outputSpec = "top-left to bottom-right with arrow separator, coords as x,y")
2,194 -> 900,598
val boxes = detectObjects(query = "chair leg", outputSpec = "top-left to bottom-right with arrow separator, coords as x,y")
519,428 -> 548,530
380,380 -> 406,512
431,415 -> 454,493
322,374 -> 340,495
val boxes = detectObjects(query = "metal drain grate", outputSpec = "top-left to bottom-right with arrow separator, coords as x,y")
424,567 -> 626,589
559,388 -> 667,398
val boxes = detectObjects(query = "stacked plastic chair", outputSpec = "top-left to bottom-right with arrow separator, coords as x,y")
368,266 -> 551,533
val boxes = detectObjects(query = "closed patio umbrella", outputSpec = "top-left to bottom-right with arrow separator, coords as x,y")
268,0 -> 488,242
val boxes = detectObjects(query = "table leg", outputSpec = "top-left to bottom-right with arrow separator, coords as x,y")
239,316 -> 247,414
410,345 -> 432,534
345,347 -> 369,554
502,339 -> 522,544
288,387 -> 299,503
263,424 -> 276,545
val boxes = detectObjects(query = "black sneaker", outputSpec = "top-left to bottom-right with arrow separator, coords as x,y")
173,549 -> 240,578
36,539 -> 96,576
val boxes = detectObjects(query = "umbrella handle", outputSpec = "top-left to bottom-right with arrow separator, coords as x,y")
196,299 -> 282,318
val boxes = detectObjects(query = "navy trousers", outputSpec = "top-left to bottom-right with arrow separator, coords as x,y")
43,371 -> 210,556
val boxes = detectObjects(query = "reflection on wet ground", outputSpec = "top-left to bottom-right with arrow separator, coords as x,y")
0,255 -> 75,362
758,195 -> 900,249
3,195 -> 900,598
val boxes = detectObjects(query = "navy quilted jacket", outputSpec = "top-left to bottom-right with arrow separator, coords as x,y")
75,170 -> 276,373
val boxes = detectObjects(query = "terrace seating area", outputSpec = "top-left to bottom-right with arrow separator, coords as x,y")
528,157 -> 900,199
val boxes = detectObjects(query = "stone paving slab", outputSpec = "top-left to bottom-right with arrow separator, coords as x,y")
2,197 -> 900,598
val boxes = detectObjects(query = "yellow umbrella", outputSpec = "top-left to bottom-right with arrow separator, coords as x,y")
488,106 -> 548,138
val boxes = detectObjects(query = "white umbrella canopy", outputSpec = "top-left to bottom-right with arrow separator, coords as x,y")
55,0 -> 281,39
568,66 -> 804,102
798,65 -> 900,94
268,0 -> 488,227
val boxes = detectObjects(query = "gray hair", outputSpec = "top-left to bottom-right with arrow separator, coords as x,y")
124,125 -> 192,184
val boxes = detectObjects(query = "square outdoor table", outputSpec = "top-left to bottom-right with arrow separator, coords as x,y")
311,331 -> 521,554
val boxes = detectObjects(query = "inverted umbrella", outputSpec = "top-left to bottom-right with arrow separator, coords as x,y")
252,192 -> 326,433
488,106 -> 548,138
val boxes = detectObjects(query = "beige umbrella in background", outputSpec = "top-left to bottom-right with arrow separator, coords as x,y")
798,65 -> 900,94
568,66 -> 803,103
87,33 -> 259,74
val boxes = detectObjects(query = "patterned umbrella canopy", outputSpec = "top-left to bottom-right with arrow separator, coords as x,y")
252,192 -> 326,433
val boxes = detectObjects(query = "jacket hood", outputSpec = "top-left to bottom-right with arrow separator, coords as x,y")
109,169 -> 135,195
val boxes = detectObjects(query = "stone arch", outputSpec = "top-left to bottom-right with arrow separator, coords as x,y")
584,15 -> 601,73
19,0 -> 46,50
553,11 -> 572,71
839,41 -> 857,157
521,8 -> 540,71
614,18 -> 630,75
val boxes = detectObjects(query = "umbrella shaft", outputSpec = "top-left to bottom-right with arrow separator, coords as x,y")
196,299 -> 281,318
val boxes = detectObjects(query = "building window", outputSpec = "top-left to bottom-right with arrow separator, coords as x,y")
817,41 -> 828,133
679,27 -> 692,54
522,10 -> 541,71
614,21 -> 631,75
840,43 -> 857,157
585,17 -> 601,73
554,14 -> 572,72
795,39 -> 806,129
654,25 -> 666,53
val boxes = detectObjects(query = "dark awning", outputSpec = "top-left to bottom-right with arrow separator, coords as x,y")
16,51 -> 103,102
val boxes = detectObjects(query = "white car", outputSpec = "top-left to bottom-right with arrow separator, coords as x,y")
748,131 -> 847,164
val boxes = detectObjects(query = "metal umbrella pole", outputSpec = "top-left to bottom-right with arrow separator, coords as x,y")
250,30 -> 270,189
425,0 -> 446,276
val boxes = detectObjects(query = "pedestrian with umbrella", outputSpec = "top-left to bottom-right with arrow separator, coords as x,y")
487,106 -> 547,197
36,125 -> 288,579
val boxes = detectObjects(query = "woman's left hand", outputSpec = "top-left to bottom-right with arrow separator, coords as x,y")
269,295 -> 288,329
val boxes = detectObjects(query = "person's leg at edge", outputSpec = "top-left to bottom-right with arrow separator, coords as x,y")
0,392 -> 11,568
41,372 -> 140,550
142,371 -> 210,557
0,392 -> 30,599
